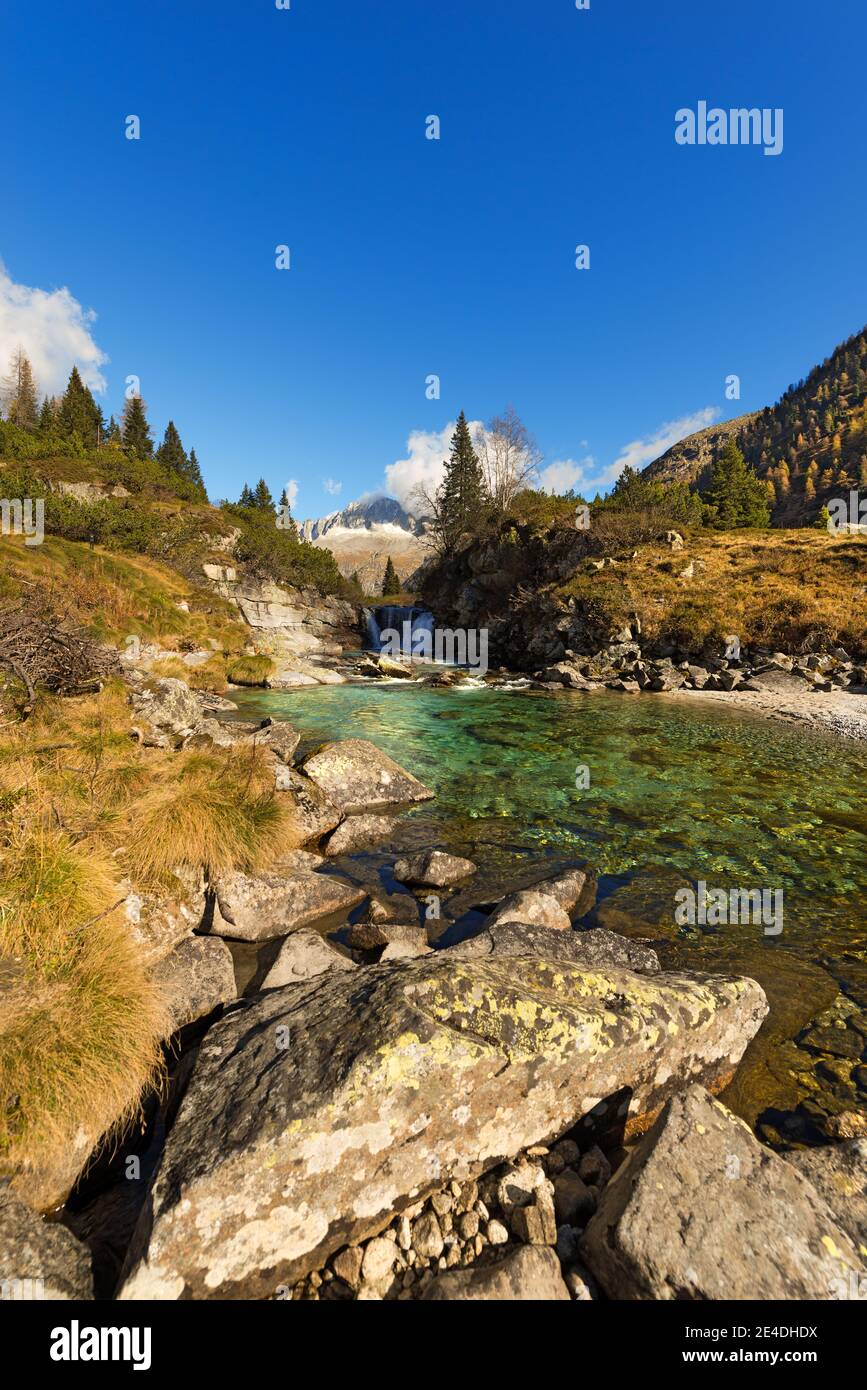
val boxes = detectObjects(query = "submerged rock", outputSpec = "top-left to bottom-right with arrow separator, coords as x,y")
302,739 -> 435,811
421,1245 -> 569,1301
119,954 -> 766,1298
581,1086 -> 865,1300
393,849 -> 477,887
209,870 -> 365,941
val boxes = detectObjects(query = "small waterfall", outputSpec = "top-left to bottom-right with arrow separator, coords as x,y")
364,604 -> 435,658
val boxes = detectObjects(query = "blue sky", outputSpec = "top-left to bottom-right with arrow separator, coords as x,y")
1,0 -> 865,520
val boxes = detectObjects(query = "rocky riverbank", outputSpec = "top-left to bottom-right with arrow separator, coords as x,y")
3,670 -> 865,1303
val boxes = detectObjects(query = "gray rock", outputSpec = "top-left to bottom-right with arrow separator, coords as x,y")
130,677 -> 201,738
302,739 -> 435,811
784,1141 -> 867,1253
421,1245 -> 569,1301
581,1086 -> 865,1300
486,889 -> 572,932
323,815 -> 398,857
210,870 -> 365,940
553,1169 -> 595,1226
380,939 -> 432,961
393,849 -> 477,888
535,867 -> 596,917
274,766 -> 343,843
448,922 -> 659,974
259,721 -> 301,763
151,936 -> 236,1033
0,1186 -> 93,1300
344,919 -> 427,951
119,957 -> 766,1298
261,928 -> 357,987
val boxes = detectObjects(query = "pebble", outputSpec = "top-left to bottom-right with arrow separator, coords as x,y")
412,1211 -> 445,1259
486,1219 -> 509,1246
361,1237 -> 396,1285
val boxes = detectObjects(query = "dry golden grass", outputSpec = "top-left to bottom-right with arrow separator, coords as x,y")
558,530 -> 867,657
226,653 -> 275,686
0,681 -> 292,1196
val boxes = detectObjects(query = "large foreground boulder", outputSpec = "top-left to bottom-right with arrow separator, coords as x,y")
209,870 -> 365,941
448,922 -> 659,974
581,1086 -> 865,1300
119,953 -> 766,1298
0,1186 -> 93,1300
302,739 -> 435,811
421,1245 -> 569,1301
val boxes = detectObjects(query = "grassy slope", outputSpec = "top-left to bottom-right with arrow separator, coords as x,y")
557,529 -> 867,657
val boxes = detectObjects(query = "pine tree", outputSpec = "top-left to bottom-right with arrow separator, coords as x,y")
185,448 -> 207,499
238,483 -> 255,507
106,415 -> 122,446
2,348 -> 39,429
702,441 -> 771,528
252,478 -> 275,512
121,394 -> 154,457
436,411 -> 488,550
381,555 -> 401,596
38,395 -> 57,433
156,420 -> 188,478
58,366 -> 104,445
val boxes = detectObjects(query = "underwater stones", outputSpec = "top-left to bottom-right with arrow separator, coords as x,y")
209,869 -> 365,941
260,928 -> 357,987
581,1086 -> 865,1301
301,738 -> 435,811
393,849 -> 477,888
0,1186 -> 94,1301
323,814 -> 398,857
152,936 -> 236,1034
118,953 -> 766,1298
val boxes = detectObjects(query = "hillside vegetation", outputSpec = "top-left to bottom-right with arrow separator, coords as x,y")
646,326 -> 867,526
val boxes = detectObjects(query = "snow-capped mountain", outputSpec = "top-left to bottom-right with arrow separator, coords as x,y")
300,496 -> 430,588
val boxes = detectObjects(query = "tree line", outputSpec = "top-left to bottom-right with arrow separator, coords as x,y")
0,347 -> 206,502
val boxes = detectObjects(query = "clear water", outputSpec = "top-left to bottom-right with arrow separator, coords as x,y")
234,683 -> 867,1139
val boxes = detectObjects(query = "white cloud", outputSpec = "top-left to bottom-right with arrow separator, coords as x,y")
0,260 -> 108,396
385,420 -> 484,511
538,456 -> 593,494
283,479 -> 299,508
599,407 -> 720,487
324,478 -> 342,495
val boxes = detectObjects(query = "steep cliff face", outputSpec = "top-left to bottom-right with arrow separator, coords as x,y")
202,564 -> 361,666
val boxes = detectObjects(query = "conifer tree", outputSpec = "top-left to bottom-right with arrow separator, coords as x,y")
185,448 -> 207,499
156,420 -> 188,478
702,441 -> 771,528
253,478 -> 275,512
38,396 -> 56,432
381,555 -> 401,596
121,394 -> 154,457
2,348 -> 39,429
106,415 -> 122,446
59,366 -> 103,445
238,483 -> 255,507
436,410 -> 488,550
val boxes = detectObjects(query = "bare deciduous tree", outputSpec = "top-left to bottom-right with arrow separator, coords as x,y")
474,405 -> 541,514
